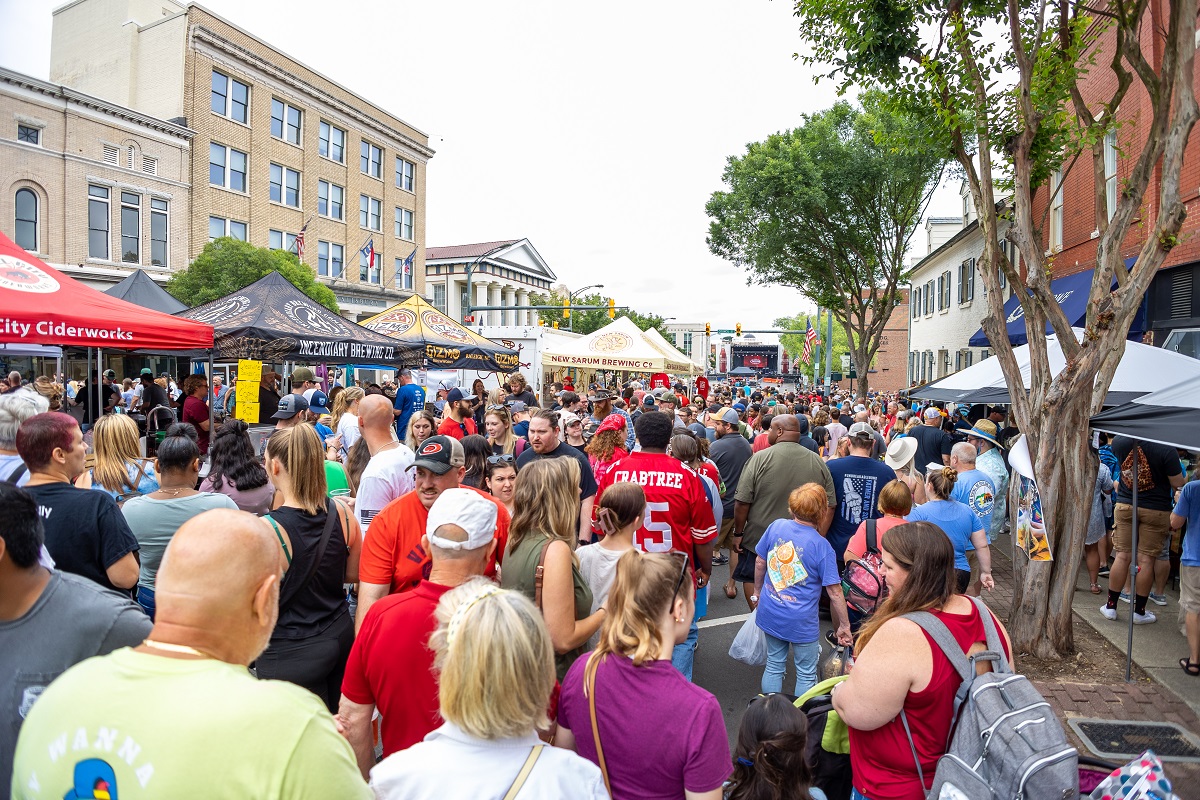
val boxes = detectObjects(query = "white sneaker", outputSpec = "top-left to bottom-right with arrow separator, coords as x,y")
1100,604 -> 1117,620
1133,610 -> 1157,625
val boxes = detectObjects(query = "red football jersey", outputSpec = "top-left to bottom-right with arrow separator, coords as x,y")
594,451 -> 717,565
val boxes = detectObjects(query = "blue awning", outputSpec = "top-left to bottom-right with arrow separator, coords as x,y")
968,265 -> 1145,347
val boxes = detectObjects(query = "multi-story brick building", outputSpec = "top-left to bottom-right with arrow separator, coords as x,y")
48,0 -> 433,321
869,287 -> 910,393
0,66 -> 193,291
424,239 -> 555,326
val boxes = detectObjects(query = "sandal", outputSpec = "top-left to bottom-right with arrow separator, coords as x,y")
1181,658 -> 1200,676
1090,583 -> 1102,594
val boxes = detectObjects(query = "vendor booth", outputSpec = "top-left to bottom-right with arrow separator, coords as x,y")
542,316 -> 690,388
642,327 -> 698,376
359,295 -> 519,372
105,269 -> 188,314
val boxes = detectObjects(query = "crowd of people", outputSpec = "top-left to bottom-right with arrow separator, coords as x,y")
0,365 -> 1196,800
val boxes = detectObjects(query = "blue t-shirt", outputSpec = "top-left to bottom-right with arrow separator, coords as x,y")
950,468 -> 996,549
753,519 -> 840,644
826,456 -> 897,556
1173,480 -> 1200,567
906,500 -> 983,571
313,422 -> 334,441
393,383 -> 426,437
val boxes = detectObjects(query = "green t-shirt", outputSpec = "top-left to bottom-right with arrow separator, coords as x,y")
120,493 -> 239,589
733,441 -> 837,551
325,460 -> 350,496
11,648 -> 371,800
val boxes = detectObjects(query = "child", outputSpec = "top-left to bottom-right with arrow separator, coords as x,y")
726,694 -> 827,800
576,482 -> 644,648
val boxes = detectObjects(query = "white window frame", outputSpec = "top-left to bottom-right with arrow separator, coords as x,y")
395,207 -> 414,240
395,257 -> 414,290
16,124 -> 40,146
1104,131 -> 1118,222
88,185 -> 110,260
395,156 -> 415,191
911,286 -> 921,319
319,121 -> 346,163
924,280 -> 934,315
209,143 -> 247,192
150,198 -> 168,267
1049,169 -> 1064,252
360,195 -> 382,231
209,216 -> 247,241
318,180 -> 344,221
270,98 -> 303,145
120,191 -> 140,264
15,188 -> 38,252
360,140 -> 382,178
270,163 -> 301,208
958,258 -> 975,304
211,71 -> 249,124
269,229 -> 298,253
432,282 -> 447,313
360,251 -> 381,284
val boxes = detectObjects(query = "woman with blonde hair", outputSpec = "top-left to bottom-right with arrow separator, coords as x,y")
584,413 -> 628,487
501,458 -> 605,680
257,424 -> 361,711
405,409 -> 436,452
82,413 -> 159,501
555,551 -> 730,799
330,386 -> 364,458
370,579 -> 607,798
483,405 -> 526,457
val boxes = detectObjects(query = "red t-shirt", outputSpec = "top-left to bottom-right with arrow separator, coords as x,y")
181,395 -> 210,454
436,416 -> 477,440
594,451 -> 716,573
752,432 -> 771,453
848,604 -> 1011,800
341,580 -> 451,755
358,486 -> 508,592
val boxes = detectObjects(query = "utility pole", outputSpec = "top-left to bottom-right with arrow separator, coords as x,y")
824,310 -> 833,388
813,307 -> 821,388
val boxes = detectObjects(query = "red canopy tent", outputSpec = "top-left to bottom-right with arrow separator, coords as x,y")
0,232 -> 212,350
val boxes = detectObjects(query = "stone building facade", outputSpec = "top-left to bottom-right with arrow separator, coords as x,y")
424,239 -> 556,327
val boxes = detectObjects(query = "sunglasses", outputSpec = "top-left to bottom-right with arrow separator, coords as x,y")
487,403 -> 510,411
487,454 -> 515,465
671,551 -> 690,598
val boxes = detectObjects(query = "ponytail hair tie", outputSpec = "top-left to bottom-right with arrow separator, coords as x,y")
736,757 -> 754,767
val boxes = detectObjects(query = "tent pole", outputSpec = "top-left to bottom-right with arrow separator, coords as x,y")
206,348 -> 215,467
1125,444 -> 1139,683
95,347 -> 103,425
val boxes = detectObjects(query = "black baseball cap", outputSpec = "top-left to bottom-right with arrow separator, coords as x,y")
412,435 -> 466,475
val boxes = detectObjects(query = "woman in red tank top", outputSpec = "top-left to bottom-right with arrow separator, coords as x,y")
831,521 -> 1012,800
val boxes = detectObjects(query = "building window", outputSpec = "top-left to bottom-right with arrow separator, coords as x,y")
210,71 -> 249,124
939,271 -> 951,309
395,157 -> 414,191
432,282 -> 447,313
1104,131 -> 1118,221
924,280 -> 934,314
360,140 -> 382,178
911,286 -> 921,319
270,164 -> 301,207
150,198 -> 168,267
270,99 -> 302,145
269,229 -> 298,252
965,350 -> 974,368
17,125 -> 39,145
316,241 -> 343,278
209,216 -> 247,241
958,258 -> 975,304
395,207 -> 414,240
209,143 -> 247,191
318,180 -> 344,220
395,257 -> 414,290
980,348 -> 991,361
360,251 -> 381,284
119,192 -> 140,264
955,350 -> 963,372
682,331 -> 693,356
319,121 -> 345,163
1050,169 -> 1063,252
141,156 -> 157,175
360,195 -> 382,231
14,189 -> 37,252
88,185 -> 109,259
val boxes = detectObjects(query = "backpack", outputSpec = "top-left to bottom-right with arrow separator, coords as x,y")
1120,446 -> 1155,493
841,519 -> 887,615
900,596 -> 1077,800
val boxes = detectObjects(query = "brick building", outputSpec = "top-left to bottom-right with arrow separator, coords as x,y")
865,288 -> 910,393
48,0 -> 434,321
0,66 -> 193,291
1030,1 -> 1200,356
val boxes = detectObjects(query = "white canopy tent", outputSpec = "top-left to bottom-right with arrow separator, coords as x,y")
542,316 -> 687,373
909,329 -> 1200,408
642,327 -> 697,375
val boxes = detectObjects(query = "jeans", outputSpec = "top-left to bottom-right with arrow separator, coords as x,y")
671,619 -> 700,681
851,790 -> 873,800
136,585 -> 156,621
761,633 -> 820,696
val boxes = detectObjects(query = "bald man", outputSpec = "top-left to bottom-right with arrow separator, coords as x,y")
731,415 -> 837,609
11,509 -> 371,799
355,394 -> 416,536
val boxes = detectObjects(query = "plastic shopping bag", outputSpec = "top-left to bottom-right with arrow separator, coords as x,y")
729,609 -> 768,665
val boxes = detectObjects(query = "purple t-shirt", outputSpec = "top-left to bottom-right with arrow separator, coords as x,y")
558,655 -> 730,799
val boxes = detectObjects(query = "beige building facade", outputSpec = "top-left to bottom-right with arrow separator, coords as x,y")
49,0 -> 434,320
0,66 -> 193,290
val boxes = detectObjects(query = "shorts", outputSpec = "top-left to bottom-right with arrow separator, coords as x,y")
1158,531 -> 1173,561
1181,565 -> 1200,615
955,569 -> 971,593
715,517 -> 737,551
733,545 -> 758,583
1111,504 -> 1172,557
967,550 -> 980,586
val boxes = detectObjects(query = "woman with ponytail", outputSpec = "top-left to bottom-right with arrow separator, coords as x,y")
905,464 -> 991,593
256,424 -> 362,711
726,694 -> 826,800
577,482 -> 644,647
555,551 -> 730,800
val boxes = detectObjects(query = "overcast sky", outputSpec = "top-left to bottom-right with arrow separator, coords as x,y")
1,0 -> 958,328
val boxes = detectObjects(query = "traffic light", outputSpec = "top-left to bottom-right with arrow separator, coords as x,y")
553,320 -> 560,329
736,323 -> 742,337
537,318 -> 544,327
705,323 -> 711,336
563,297 -> 571,319
608,297 -> 616,318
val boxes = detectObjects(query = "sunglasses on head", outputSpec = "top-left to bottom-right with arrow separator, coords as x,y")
487,454 -> 515,465
487,403 -> 510,411
671,551 -> 690,598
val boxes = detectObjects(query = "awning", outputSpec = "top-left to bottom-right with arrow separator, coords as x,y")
543,316 -> 675,372
105,269 -> 188,314
641,327 -> 697,375
359,295 -> 519,372
1090,373 -> 1200,451
969,266 -> 1145,347
0,232 -> 213,350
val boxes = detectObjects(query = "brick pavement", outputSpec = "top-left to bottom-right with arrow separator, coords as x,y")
989,539 -> 1200,786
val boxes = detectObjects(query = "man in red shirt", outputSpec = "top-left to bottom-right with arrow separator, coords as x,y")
354,436 -> 507,631
338,488 -> 496,776
435,387 -> 477,439
593,411 -> 716,680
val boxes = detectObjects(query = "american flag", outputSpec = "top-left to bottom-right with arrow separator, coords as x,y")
802,317 -> 818,363
293,217 -> 310,259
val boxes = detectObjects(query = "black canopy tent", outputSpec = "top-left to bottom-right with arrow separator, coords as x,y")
177,272 -> 421,365
105,269 -> 188,314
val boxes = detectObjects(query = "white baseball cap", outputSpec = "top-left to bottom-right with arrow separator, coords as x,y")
426,488 -> 497,551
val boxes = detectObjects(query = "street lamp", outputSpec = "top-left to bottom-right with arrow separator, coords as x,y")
567,283 -> 604,330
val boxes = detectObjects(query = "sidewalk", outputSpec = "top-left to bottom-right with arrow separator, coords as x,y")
988,535 -> 1200,785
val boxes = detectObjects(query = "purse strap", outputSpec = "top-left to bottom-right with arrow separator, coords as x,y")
584,654 -> 613,797
533,539 -> 551,610
500,745 -> 544,800
865,518 -> 878,553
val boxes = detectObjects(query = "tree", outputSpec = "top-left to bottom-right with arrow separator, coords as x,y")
167,238 -> 339,312
706,91 -> 946,398
531,290 -> 667,336
776,311 -> 854,383
791,0 -> 1198,658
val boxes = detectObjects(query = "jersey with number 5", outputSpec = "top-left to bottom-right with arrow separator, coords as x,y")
594,451 -> 717,558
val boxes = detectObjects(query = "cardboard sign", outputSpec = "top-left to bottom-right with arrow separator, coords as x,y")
234,359 -> 262,423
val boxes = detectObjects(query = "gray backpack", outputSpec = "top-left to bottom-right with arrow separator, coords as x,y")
900,596 -> 1078,800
